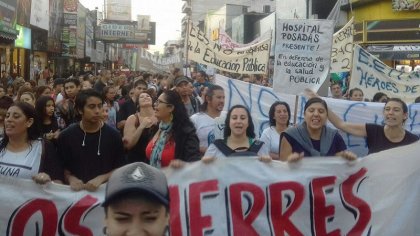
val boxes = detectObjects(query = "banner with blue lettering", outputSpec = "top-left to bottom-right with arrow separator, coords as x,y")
273,19 -> 334,95
350,45 -> 420,103
215,74 -> 420,157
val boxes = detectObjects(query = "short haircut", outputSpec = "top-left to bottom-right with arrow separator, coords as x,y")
134,79 -> 147,88
64,78 -> 80,87
385,97 -> 408,114
75,89 -> 103,113
304,97 -> 328,113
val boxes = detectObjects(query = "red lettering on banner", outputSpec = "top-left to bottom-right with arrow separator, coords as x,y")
189,179 -> 219,236
228,183 -> 265,235
169,185 -> 182,236
60,195 -> 98,236
7,199 -> 58,236
340,168 -> 371,235
310,176 -> 340,236
268,181 -> 305,236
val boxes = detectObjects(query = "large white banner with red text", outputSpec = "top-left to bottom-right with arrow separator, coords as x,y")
166,142 -> 420,235
0,142 -> 419,235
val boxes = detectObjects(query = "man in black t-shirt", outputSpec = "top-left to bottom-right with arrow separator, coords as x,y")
57,89 -> 124,191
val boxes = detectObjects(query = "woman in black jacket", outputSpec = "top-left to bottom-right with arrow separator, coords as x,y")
145,90 -> 200,168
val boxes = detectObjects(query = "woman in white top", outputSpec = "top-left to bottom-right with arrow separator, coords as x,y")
0,102 -> 63,183
203,105 -> 270,161
260,101 -> 291,160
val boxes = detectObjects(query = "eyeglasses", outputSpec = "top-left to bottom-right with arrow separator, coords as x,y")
155,99 -> 171,106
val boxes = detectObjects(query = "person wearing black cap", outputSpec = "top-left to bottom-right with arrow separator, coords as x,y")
174,76 -> 200,117
103,162 -> 169,236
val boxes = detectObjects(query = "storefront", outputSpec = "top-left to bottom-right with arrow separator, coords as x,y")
354,18 -> 420,71
0,0 -> 19,74
12,24 -> 31,79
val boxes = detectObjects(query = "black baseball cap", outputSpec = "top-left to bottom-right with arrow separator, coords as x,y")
174,76 -> 191,86
102,162 -> 169,207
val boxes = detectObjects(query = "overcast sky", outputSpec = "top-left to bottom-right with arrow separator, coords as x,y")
79,0 -> 184,52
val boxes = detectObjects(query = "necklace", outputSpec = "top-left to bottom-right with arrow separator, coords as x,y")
80,121 -> 103,156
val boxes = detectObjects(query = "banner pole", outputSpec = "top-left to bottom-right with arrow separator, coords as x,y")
293,95 -> 299,126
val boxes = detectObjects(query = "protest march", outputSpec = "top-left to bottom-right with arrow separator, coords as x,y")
1,0 -> 420,235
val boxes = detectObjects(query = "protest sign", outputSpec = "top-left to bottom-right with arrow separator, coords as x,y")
1,143 -> 419,235
273,19 -> 334,95
350,45 -> 420,103
215,74 -> 420,156
331,17 -> 354,73
138,48 -> 181,72
187,25 -> 271,74
218,28 -> 271,50
167,143 -> 420,235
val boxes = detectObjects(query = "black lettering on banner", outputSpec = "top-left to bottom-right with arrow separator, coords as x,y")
203,48 -> 241,73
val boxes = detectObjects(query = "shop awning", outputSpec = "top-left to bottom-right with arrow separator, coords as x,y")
366,45 -> 420,60
0,23 -> 18,41
0,31 -> 17,40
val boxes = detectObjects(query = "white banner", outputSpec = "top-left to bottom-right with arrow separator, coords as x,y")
0,178 -> 105,235
350,45 -> 420,103
1,143 -> 419,235
138,48 -> 181,72
188,25 -> 271,74
218,28 -> 271,50
273,19 -> 334,95
331,17 -> 354,73
215,74 -> 420,157
166,143 -> 420,235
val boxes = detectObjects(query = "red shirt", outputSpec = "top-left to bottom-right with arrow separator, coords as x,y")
145,137 -> 176,167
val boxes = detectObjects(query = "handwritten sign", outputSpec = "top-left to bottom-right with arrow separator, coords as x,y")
331,17 -> 354,73
187,25 -> 270,74
350,45 -> 420,103
273,19 -> 334,94
219,28 -> 271,49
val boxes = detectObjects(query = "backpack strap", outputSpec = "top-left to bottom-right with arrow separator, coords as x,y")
38,139 -> 46,173
248,140 -> 264,154
213,139 -> 235,157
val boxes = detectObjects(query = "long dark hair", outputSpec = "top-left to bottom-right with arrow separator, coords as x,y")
0,102 -> 41,152
163,90 -> 196,150
269,101 -> 291,127
35,95 -> 55,122
224,104 -> 255,139
200,85 -> 224,112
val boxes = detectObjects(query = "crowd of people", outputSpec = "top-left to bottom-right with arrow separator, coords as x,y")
0,67 -> 419,235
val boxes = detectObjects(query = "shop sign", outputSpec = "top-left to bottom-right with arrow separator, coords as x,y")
14,24 -> 31,49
